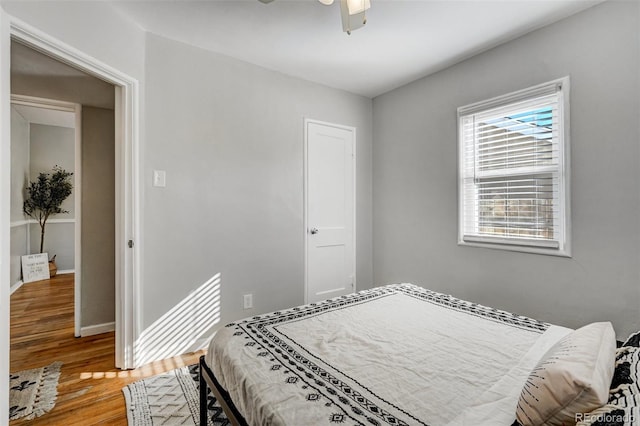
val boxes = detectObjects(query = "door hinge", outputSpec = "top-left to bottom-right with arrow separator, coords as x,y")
128,240 -> 134,248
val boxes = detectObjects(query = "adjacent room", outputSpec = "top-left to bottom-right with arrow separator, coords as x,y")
1,0 -> 639,425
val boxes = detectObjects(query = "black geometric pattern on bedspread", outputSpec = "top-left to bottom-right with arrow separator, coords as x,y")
224,284 -> 549,426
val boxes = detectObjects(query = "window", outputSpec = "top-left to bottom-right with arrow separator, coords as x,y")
458,77 -> 570,256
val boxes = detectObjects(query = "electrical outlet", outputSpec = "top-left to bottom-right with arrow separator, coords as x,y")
243,293 -> 253,310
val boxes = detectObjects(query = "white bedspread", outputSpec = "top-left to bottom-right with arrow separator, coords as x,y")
206,283 -> 570,426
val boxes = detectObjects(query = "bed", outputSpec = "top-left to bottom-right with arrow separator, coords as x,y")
199,283 -> 622,426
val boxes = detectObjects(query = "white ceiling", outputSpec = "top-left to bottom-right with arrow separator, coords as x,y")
112,0 -> 602,98
12,104 -> 75,128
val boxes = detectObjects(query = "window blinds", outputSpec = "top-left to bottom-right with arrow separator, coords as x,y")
459,79 -> 568,251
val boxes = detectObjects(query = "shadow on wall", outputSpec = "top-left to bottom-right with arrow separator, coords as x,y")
135,273 -> 222,366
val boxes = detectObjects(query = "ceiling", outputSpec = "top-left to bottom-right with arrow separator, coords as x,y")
11,41 -> 116,109
11,103 -> 75,129
11,40 -> 89,79
111,0 -> 602,98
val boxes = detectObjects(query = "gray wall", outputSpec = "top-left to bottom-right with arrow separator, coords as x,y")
372,0 -> 640,338
29,123 -> 75,270
10,106 -> 28,286
140,33 -> 373,360
81,107 -> 115,328
29,124 -> 75,217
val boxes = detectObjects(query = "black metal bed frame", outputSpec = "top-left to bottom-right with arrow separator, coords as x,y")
199,355 -> 248,426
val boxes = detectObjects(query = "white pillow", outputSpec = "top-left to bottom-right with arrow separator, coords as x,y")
516,322 -> 616,426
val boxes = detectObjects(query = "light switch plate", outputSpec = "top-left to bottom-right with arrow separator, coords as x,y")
243,293 -> 253,310
153,170 -> 166,187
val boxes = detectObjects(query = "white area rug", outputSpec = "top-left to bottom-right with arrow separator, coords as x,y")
9,361 -> 62,420
123,364 -> 229,426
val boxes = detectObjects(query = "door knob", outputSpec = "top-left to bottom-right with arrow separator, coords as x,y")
310,228 -> 319,235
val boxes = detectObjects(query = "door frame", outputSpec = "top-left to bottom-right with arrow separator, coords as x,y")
10,94 -> 82,337
1,6 -> 11,419
5,16 -> 140,369
303,118 -> 357,304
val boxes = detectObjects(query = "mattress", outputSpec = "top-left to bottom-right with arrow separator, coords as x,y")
206,283 -> 571,426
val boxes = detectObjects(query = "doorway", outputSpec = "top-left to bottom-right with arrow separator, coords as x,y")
304,119 -> 356,303
10,95 -> 82,335
2,18 -> 140,370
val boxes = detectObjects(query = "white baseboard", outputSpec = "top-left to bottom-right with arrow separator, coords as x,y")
56,269 -> 75,275
81,322 -> 115,337
10,280 -> 24,295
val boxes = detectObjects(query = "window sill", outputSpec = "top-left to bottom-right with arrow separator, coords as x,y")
458,238 -> 571,258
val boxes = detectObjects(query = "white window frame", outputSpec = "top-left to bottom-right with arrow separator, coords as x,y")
457,77 -> 571,257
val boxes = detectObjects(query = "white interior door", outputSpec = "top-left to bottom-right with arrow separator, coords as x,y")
305,119 -> 355,303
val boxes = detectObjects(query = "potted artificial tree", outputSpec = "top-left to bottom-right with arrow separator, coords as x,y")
23,165 -> 73,277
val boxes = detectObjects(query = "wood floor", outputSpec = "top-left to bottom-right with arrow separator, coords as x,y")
10,274 -> 205,425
